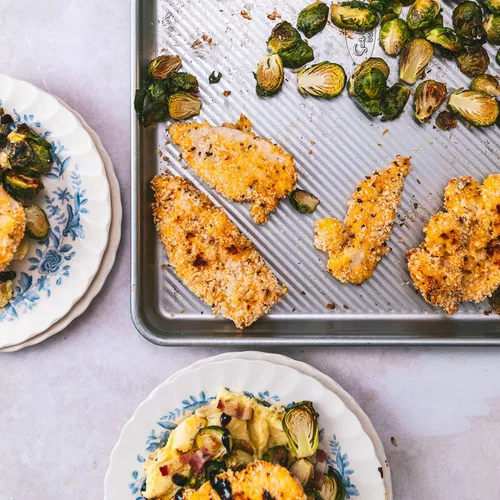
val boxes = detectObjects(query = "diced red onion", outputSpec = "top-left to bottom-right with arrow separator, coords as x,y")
159,464 -> 169,476
217,399 -> 254,420
313,450 -> 327,490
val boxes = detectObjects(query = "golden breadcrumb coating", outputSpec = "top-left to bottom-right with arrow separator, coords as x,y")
0,184 -> 25,272
183,461 -> 307,500
152,173 -> 282,328
314,156 -> 411,285
407,174 -> 500,314
169,115 -> 297,224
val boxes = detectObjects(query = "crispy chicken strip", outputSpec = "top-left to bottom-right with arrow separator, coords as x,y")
183,461 -> 307,500
0,184 -> 25,272
407,174 -> 500,314
314,156 -> 411,285
169,115 -> 297,224
152,173 -> 282,328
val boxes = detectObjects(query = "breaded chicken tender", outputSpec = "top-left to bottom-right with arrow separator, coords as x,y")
407,174 -> 500,314
0,184 -> 25,272
314,156 -> 411,285
169,115 -> 297,224
183,461 -> 306,500
152,173 -> 282,328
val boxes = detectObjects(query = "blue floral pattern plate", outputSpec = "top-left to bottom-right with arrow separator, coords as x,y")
104,359 -> 387,500
0,74 -> 111,348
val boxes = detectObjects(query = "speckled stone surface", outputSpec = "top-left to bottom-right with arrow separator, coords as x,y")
0,1 -> 500,499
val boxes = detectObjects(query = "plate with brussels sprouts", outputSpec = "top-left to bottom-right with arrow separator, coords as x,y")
0,74 -> 111,348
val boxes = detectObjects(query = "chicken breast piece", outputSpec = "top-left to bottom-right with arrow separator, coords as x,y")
183,461 -> 306,500
407,174 -> 500,314
314,156 -> 411,285
169,115 -> 297,224
152,173 -> 282,328
0,184 -> 25,272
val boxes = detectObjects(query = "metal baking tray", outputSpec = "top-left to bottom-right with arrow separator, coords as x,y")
131,0 -> 500,345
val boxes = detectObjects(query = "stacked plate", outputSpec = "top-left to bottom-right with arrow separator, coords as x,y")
0,74 -> 122,352
104,352 -> 392,500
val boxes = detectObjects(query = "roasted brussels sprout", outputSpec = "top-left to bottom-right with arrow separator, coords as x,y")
256,54 -> 284,95
297,62 -> 346,98
348,57 -> 390,96
290,189 -> 321,213
457,47 -> 490,77
282,401 -> 320,458
425,27 -> 462,55
290,459 -> 314,487
305,490 -> 323,500
369,0 -> 402,14
279,40 -> 315,69
353,67 -> 387,101
489,288 -> 500,314
24,205 -> 50,240
262,446 -> 289,467
268,21 -> 302,52
167,92 -> 202,120
470,74 -> 500,96
148,55 -> 182,80
381,83 -> 411,120
435,110 -> 458,130
319,469 -> 346,500
414,80 -> 447,122
7,124 -> 53,174
380,11 -> 399,23
330,2 -> 380,31
379,18 -> 410,55
407,0 -> 441,30
453,2 -> 487,47
164,73 -> 199,95
195,426 -> 232,461
399,38 -> 434,85
410,12 -> 443,38
484,13 -> 500,44
3,170 -> 42,201
141,92 -> 167,128
297,1 -> 330,38
448,88 -> 499,126
483,0 -> 500,14
224,450 -> 253,471
0,108 -> 14,148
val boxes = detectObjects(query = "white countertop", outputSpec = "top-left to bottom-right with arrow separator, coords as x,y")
1,1 -> 500,499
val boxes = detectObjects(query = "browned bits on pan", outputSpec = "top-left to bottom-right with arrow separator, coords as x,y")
223,90 -> 232,97
326,302 -> 336,310
241,9 -> 252,20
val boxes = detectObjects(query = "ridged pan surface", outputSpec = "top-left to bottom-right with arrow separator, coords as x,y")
132,0 -> 500,344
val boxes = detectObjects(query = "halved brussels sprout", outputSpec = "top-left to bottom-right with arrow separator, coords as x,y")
489,288 -> 500,314
195,426 -> 233,461
381,83 -> 411,120
290,459 -> 314,487
407,0 -> 441,30
353,67 -> 387,102
330,2 -> 380,32
256,54 -> 284,95
7,124 -> 53,174
24,205 -> 50,240
448,88 -> 500,126
3,170 -> 42,201
268,21 -> 302,52
379,18 -> 410,55
298,62 -> 346,98
297,1 -> 330,38
262,445 -> 289,467
483,0 -> 500,14
399,38 -> 433,85
224,450 -> 253,471
484,13 -> 500,44
425,27 -> 462,54
319,469 -> 346,500
452,2 -> 486,46
164,73 -> 199,95
0,279 -> 14,308
470,74 -> 500,96
279,40 -> 315,68
380,11 -> 399,23
148,55 -> 182,80
457,47 -> 490,77
282,401 -> 320,458
369,0 -> 402,14
348,58 -> 390,96
290,189 -> 321,213
414,80 -> 447,123
435,110 -> 458,130
167,92 -> 202,120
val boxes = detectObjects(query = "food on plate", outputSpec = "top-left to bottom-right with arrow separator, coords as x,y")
314,156 -> 411,285
297,1 -> 330,38
448,89 -> 499,126
255,54 -> 285,97
151,174 -> 282,328
142,388 -> 344,500
407,174 -> 500,314
379,18 -> 410,56
469,74 -> 500,97
330,2 -> 380,32
413,80 -> 447,123
297,62 -> 346,98
290,189 -> 320,214
399,38 -> 433,85
169,115 -> 297,224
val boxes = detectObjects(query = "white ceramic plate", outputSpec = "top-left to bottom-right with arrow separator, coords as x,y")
105,358 -> 387,500
0,99 -> 121,351
0,74 -> 111,347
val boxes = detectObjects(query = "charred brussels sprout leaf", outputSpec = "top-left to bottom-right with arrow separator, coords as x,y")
279,40 -> 315,68
24,205 -> 50,240
297,1 -> 330,38
256,54 -> 284,95
262,446 -> 289,467
268,21 -> 302,52
414,80 -> 447,122
457,47 -> 490,77
370,0 -> 402,14
435,110 -> 458,130
470,74 -> 500,96
453,2 -> 487,47
380,11 -> 399,23
134,88 -> 148,115
297,62 -> 346,97
148,55 -> 182,80
282,401 -> 320,458
484,14 -> 500,44
448,88 -> 499,126
348,57 -> 390,95
3,170 -> 42,201
483,0 -> 500,14
164,73 -> 199,95
489,288 -> 500,314
290,189 -> 320,213
141,92 -> 167,128
380,18 -> 410,55
330,1 -> 380,31
148,80 -> 167,101
7,124 -> 53,174
167,92 -> 202,120
425,27 -> 462,55
209,71 -> 222,84
319,468 -> 346,500
381,83 -> 411,120
399,38 -> 433,85
410,12 -> 443,38
407,0 -> 441,30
